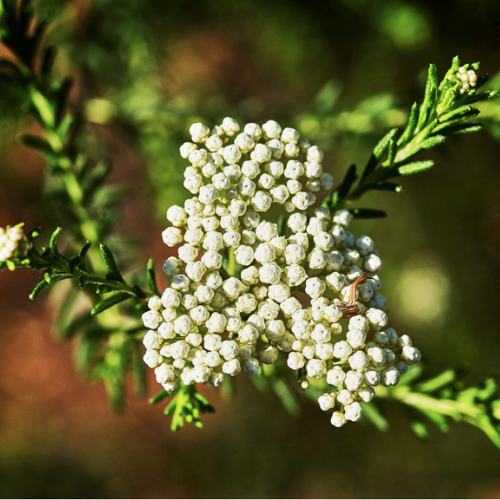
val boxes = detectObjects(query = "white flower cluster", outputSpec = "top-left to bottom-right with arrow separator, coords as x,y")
142,118 -> 421,427
456,66 -> 478,94
0,225 -> 31,262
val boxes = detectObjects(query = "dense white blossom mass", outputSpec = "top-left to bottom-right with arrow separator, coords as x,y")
142,118 -> 421,426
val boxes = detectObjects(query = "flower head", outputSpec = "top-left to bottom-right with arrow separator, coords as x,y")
455,66 -> 478,94
0,224 -> 32,262
143,118 -> 421,427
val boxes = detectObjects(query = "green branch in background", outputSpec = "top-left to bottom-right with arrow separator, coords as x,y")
0,0 -> 116,252
0,0 -> 157,411
323,57 -> 498,215
262,362 -> 500,448
378,365 -> 500,448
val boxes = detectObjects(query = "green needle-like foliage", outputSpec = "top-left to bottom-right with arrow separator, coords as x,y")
377,366 -> 500,448
323,57 -> 498,216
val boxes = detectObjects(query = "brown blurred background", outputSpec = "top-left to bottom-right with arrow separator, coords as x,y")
1,0 -> 500,497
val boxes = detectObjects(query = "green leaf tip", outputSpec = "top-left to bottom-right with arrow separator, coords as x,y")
91,291 -> 132,315
100,244 -> 125,282
146,258 -> 160,296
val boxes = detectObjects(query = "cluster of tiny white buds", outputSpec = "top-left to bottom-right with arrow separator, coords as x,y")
0,225 -> 32,262
456,66 -> 478,94
143,118 -> 421,428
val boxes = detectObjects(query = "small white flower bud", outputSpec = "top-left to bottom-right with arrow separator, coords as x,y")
305,277 -> 326,298
155,364 -> 175,384
234,133 -> 255,154
142,310 -> 162,330
349,351 -> 370,371
318,393 -> 336,411
251,144 -> 272,163
220,340 -> 240,360
221,117 -> 240,136
333,209 -> 352,227
281,264 -> 306,287
330,411 -> 347,428
367,346 -> 385,367
158,322 -> 175,340
162,227 -> 183,247
345,371 -> 364,391
316,343 -> 334,360
259,262 -> 282,284
320,173 -> 334,190
265,319 -> 286,341
206,313 -> 227,334
143,350 -> 162,368
242,358 -> 260,376
366,308 -> 388,329
262,120 -> 282,139
162,308 -> 177,322
306,359 -> 327,378
222,277 -> 245,300
308,248 -> 328,270
171,340 -> 190,359
365,370 -> 380,387
244,122 -> 262,140
143,331 -> 162,350
206,134 -> 223,151
240,265 -> 260,286
201,250 -> 223,270
268,284 -> 291,303
234,245 -> 255,266
287,351 -> 305,370
180,142 -> 197,159
382,366 -> 401,387
236,293 -> 258,314
260,345 -> 279,364
284,142 -> 300,158
337,389 -> 354,406
402,345 -> 421,365
327,366 -> 346,387
280,297 -> 301,318
189,122 -> 210,142
344,402 -> 363,422
346,329 -> 367,349
254,243 -> 276,263
364,253 -> 383,273
333,340 -> 352,360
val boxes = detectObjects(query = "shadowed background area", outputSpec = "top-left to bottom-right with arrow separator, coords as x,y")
1,0 -> 500,497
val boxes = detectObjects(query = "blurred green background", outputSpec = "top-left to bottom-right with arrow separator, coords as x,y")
1,0 -> 500,497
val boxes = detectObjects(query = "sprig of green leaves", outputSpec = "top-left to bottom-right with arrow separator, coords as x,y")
323,57 -> 498,215
150,386 -> 215,431
374,365 -> 500,448
17,227 -> 148,306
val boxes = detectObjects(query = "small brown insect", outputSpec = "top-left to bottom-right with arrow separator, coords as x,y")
339,273 -> 374,319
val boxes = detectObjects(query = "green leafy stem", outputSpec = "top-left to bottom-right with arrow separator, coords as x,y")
265,362 -> 500,448
324,57 -> 498,216
149,385 -> 215,431
30,228 -> 149,310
